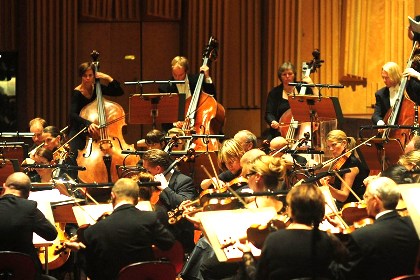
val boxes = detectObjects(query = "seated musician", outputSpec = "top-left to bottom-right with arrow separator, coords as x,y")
142,149 -> 197,253
330,177 -> 419,280
28,117 -> 47,150
319,130 -> 369,210
200,138 -> 245,191
233,130 -> 257,152
24,147 -> 54,183
237,183 -> 348,280
158,55 -> 216,132
136,129 -> 166,150
166,127 -> 186,152
65,178 -> 175,280
371,62 -> 402,128
0,172 -> 58,280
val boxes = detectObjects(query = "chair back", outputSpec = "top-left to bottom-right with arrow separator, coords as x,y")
153,240 -> 184,274
118,261 -> 176,280
391,275 -> 420,280
0,251 -> 37,280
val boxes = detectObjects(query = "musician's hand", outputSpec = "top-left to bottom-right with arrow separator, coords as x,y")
270,121 -> 280,129
153,173 -> 168,190
183,211 -> 202,230
403,67 -> 420,80
376,120 -> 386,133
200,65 -> 210,79
64,240 -> 86,251
319,176 -> 331,186
95,71 -> 113,83
236,241 -> 252,253
174,121 -> 184,129
87,123 -> 100,138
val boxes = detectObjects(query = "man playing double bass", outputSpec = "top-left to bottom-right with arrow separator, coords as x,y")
158,55 -> 216,132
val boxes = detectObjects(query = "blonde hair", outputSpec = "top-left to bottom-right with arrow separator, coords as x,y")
218,139 -> 245,170
326,130 -> 356,151
382,62 -> 402,85
171,56 -> 189,71
398,150 -> 420,169
246,155 -> 285,191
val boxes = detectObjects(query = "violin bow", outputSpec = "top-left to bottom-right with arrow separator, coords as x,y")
206,152 -> 223,190
332,170 -> 363,202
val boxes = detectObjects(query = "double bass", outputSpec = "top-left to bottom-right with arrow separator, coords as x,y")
182,37 -> 225,151
77,51 -> 139,189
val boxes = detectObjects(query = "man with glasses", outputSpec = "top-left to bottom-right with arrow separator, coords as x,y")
331,177 -> 419,280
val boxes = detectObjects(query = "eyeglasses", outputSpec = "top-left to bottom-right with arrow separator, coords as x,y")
245,171 -> 256,179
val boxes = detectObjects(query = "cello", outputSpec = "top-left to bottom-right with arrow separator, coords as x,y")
182,36 -> 225,151
77,51 -> 139,191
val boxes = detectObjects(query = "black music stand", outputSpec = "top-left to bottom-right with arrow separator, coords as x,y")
128,93 -> 186,129
288,95 -> 343,151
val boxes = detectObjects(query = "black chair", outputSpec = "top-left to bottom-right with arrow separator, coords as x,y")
0,251 -> 37,280
118,261 -> 176,280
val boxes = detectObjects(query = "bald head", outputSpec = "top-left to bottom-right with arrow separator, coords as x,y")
112,178 -> 139,206
270,137 -> 288,157
240,149 -> 265,170
4,172 -> 32,199
234,130 -> 257,152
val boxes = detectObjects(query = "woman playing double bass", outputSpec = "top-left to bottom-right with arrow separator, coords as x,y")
319,130 -> 369,210
264,62 -> 316,140
67,62 -> 124,165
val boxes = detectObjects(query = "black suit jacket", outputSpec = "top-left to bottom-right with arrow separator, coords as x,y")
371,86 -> 391,124
0,194 -> 57,273
159,169 -> 197,211
332,211 -> 419,280
83,204 -> 175,280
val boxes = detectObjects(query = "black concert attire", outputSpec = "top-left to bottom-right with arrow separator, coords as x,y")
157,170 -> 197,253
81,203 -> 175,280
371,87 -> 391,125
265,83 -> 312,140
251,229 -> 345,280
67,80 -> 124,173
331,154 -> 369,209
330,211 -> 419,280
158,74 -> 216,132
0,194 -> 58,279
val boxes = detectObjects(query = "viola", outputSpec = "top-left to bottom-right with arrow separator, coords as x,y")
340,201 -> 369,225
38,222 -> 71,270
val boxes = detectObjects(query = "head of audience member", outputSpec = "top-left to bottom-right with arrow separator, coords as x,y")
243,155 -> 285,192
132,172 -> 155,202
29,117 -> 47,146
380,164 -> 416,184
398,150 -> 420,171
171,56 -> 189,81
325,130 -> 356,158
167,127 -> 186,151
111,178 -> 139,208
137,129 -> 166,150
2,172 -> 32,199
233,130 -> 257,152
381,62 -> 402,88
269,136 -> 288,157
363,177 -> 399,217
218,139 -> 245,175
286,183 -> 325,227
404,135 -> 420,153
277,62 -> 296,86
42,126 -> 62,151
142,149 -> 171,176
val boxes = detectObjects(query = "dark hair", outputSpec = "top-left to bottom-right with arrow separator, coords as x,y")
145,129 -> 166,146
43,126 -> 61,138
380,164 -> 414,184
142,149 -> 171,170
133,172 -> 155,201
34,147 -> 53,162
78,62 -> 93,77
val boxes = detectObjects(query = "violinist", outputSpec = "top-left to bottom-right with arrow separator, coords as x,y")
24,147 -> 54,183
371,62 -> 402,129
264,62 -> 316,140
65,178 -> 175,280
330,177 -> 419,280
0,172 -> 58,280
200,138 -> 245,191
67,62 -> 124,164
319,130 -> 369,209
142,149 -> 197,253
158,56 -> 216,132
166,127 -> 186,151
237,183 -> 347,280
136,129 -> 166,150
28,117 -> 47,149
234,130 -> 257,152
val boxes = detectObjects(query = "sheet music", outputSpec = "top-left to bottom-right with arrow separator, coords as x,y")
32,200 -> 55,245
399,183 -> 420,240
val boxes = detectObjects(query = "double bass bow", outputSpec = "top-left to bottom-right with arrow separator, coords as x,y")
182,36 -> 225,151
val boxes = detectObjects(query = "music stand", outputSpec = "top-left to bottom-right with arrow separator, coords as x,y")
128,93 -> 186,129
288,95 -> 343,151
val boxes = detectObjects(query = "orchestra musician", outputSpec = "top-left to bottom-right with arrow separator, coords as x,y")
233,130 -> 258,152
371,62 -> 402,128
158,55 -> 217,132
0,172 -> 58,280
330,177 -> 419,280
24,147 -> 54,183
200,138 -> 245,191
65,178 -> 175,280
136,129 -> 166,150
319,130 -> 369,210
142,149 -> 197,253
264,62 -> 316,140
406,15 -> 420,104
237,183 -> 348,280
29,117 -> 47,149
67,62 -> 124,165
